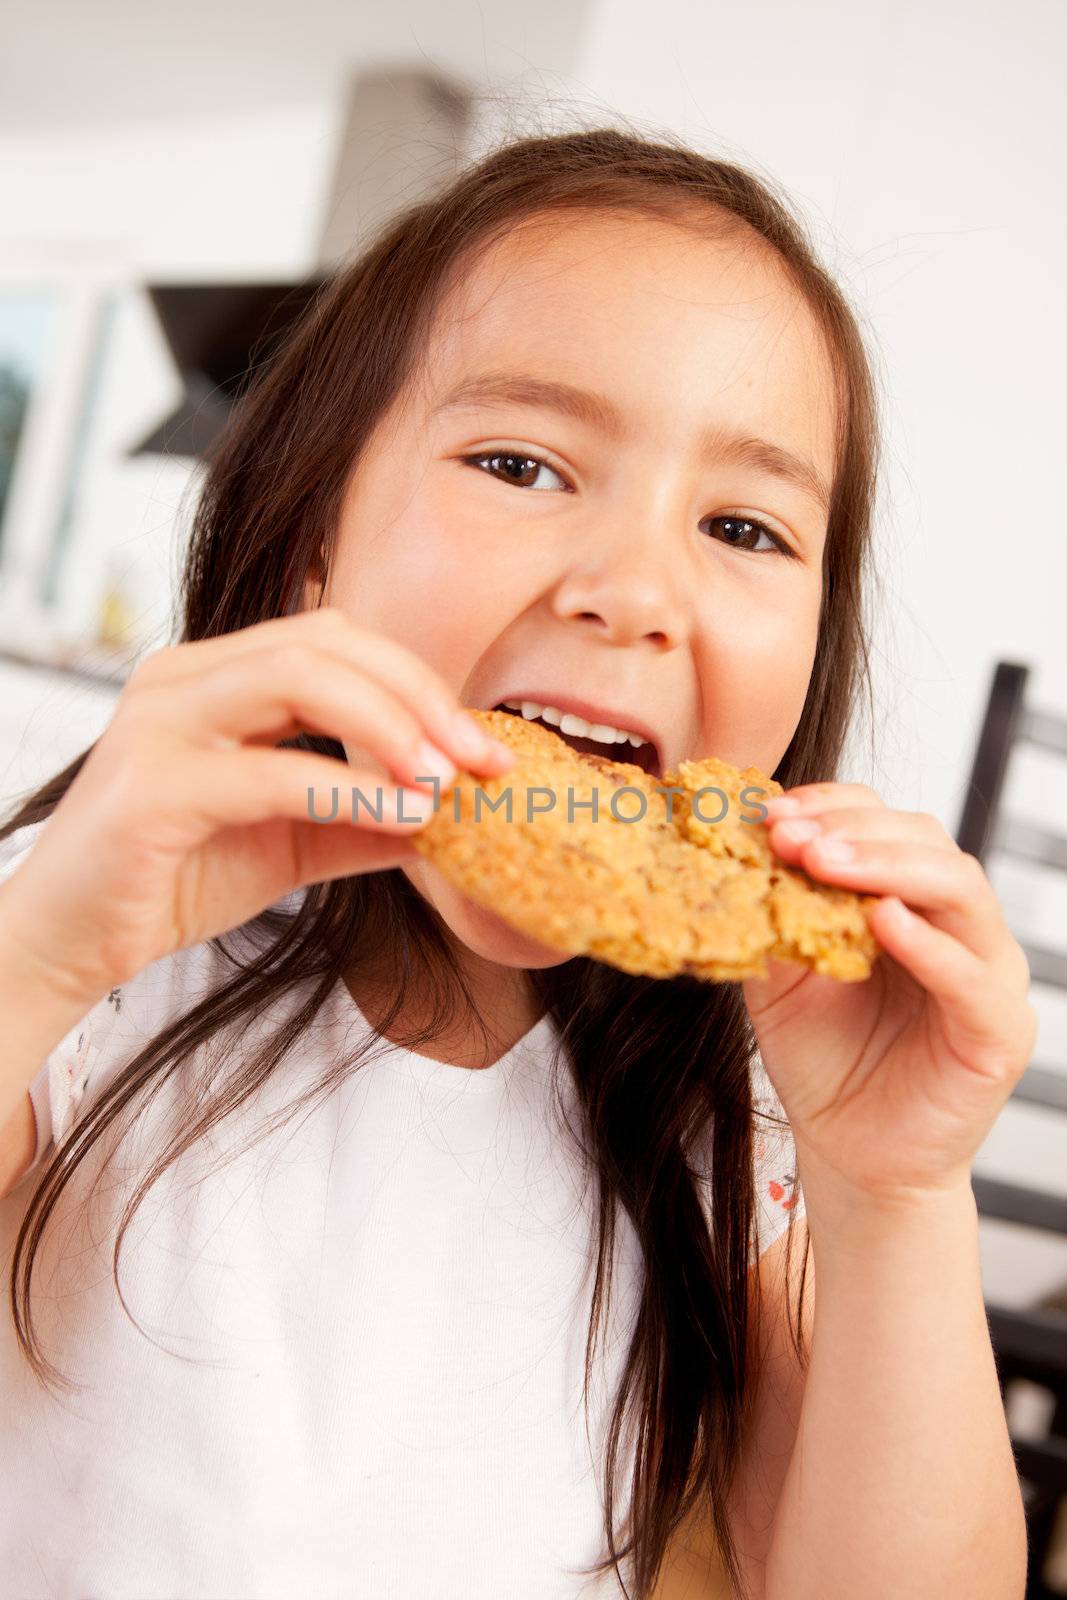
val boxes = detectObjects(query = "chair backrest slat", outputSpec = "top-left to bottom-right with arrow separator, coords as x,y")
1012,1064 -> 1067,1115
971,1175 -> 1067,1235
991,816 -> 1067,873
956,662 -> 1030,861
1018,940 -> 1067,990
1020,706 -> 1067,757
957,662 -> 1067,1571
1011,1437 -> 1067,1497
986,1305 -> 1067,1374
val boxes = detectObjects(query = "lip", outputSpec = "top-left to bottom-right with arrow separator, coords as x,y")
483,690 -> 667,777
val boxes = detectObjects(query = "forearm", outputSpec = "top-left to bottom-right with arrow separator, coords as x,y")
764,1182 -> 1027,1600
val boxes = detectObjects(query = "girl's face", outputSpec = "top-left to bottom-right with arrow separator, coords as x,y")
306,209 -> 839,973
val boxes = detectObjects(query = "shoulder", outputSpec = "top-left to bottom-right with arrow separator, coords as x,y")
688,1045 -> 806,1267
749,1047 -> 805,1265
0,817 -> 237,1184
0,814 -> 227,1041
0,816 -> 49,878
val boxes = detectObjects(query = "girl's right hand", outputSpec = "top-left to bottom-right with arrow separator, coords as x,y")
0,607 -> 516,1011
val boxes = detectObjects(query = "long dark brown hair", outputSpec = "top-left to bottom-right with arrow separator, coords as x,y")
2,119 -> 881,1598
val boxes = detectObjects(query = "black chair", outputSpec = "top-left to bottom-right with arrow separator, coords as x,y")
956,660 -> 1067,1598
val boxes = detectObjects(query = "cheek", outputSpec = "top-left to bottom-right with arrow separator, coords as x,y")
694,591 -> 820,771
328,516 -> 503,682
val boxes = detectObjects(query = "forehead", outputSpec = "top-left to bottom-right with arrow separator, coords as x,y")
415,209 -> 839,481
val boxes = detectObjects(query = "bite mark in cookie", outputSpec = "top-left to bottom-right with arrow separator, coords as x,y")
411,709 -> 881,983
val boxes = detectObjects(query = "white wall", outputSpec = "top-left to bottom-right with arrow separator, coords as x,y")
578,0 -> 1067,810
1,0 -> 1064,1307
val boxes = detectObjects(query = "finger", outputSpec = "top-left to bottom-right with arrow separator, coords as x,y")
133,644 -> 487,796
129,609 -> 513,774
289,817 -> 425,888
867,897 -> 1035,1083
176,746 -> 443,836
763,781 -> 885,820
785,834 -> 1013,970
768,805 -> 953,854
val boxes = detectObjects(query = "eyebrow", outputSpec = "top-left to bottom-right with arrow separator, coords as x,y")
435,371 -> 832,515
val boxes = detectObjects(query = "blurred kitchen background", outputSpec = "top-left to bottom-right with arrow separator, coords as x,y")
1,1 -> 1065,1581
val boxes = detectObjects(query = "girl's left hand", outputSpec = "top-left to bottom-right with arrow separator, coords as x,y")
740,782 -> 1038,1213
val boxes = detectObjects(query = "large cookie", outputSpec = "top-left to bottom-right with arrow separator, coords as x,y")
411,709 -> 881,982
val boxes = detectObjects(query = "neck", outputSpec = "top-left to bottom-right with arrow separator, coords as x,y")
343,944 -> 544,1071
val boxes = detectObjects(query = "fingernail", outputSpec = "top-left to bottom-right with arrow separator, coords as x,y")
813,836 -> 854,862
485,738 -> 516,766
451,712 -> 515,767
765,795 -> 801,816
413,741 -> 457,786
451,711 -> 496,759
777,818 -> 822,843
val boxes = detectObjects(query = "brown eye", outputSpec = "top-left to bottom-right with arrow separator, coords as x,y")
463,451 -> 568,492
704,514 -> 793,557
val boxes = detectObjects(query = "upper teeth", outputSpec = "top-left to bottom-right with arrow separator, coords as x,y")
500,699 -> 650,750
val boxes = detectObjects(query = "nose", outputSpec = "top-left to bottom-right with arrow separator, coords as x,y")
549,544 -> 690,650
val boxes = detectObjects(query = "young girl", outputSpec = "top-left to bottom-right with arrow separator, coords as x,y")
0,127 -> 1034,1600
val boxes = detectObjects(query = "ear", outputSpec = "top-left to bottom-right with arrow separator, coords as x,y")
298,547 -> 327,614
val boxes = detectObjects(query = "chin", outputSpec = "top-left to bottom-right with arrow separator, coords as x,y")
403,859 -> 573,970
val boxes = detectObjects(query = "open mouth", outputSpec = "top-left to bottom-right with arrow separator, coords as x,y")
491,703 -> 662,779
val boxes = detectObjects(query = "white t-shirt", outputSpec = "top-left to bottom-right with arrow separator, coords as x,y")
0,818 -> 804,1599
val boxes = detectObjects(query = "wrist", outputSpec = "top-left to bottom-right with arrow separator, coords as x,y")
798,1161 -> 979,1258
0,886 -> 109,1025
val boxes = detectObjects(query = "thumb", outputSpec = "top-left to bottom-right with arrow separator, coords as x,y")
741,954 -> 815,1024
291,818 -> 425,890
